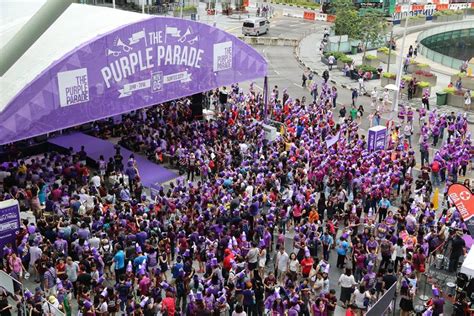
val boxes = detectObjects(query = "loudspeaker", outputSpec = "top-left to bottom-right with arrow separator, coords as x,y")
190,93 -> 203,119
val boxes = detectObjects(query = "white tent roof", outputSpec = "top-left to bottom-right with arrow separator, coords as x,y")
461,247 -> 474,277
0,3 -> 149,112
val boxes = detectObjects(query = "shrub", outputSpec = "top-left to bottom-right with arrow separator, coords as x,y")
433,11 -> 443,17
402,75 -> 413,82
339,56 -> 353,64
417,81 -> 431,88
377,47 -> 390,54
323,51 -> 346,60
455,72 -> 467,78
382,72 -> 396,79
356,64 -> 378,74
415,70 -> 434,77
443,87 -> 456,94
364,54 -> 377,60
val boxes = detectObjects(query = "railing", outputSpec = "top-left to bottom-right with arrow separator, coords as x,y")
417,21 -> 474,70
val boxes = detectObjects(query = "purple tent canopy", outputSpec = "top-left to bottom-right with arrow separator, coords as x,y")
0,17 -> 267,145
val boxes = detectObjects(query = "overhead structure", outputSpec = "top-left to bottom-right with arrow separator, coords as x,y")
0,4 -> 267,145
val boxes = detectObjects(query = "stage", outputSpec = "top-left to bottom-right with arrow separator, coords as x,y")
49,133 -> 177,187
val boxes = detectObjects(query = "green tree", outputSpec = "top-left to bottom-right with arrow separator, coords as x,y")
357,9 -> 389,59
332,0 -> 361,51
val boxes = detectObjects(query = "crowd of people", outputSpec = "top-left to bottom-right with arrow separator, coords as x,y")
0,76 -> 472,316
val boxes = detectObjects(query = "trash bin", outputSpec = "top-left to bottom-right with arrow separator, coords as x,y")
436,91 -> 447,105
191,13 -> 196,21
351,45 -> 358,55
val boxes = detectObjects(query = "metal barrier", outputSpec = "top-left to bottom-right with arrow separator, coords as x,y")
0,270 -> 64,316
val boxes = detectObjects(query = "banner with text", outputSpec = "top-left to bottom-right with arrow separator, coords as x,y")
0,17 -> 267,145
448,184 -> 474,235
0,200 -> 20,257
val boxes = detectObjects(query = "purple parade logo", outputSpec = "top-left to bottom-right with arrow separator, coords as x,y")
0,17 -> 267,145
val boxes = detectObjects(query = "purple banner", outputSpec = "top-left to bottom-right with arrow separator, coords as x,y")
368,126 -> 387,152
0,200 -> 20,255
0,17 -> 267,145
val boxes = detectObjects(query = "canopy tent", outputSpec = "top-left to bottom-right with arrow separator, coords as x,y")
461,247 -> 474,278
0,4 -> 267,145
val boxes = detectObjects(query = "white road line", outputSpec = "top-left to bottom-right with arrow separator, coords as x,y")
274,69 -> 280,75
293,83 -> 302,88
254,84 -> 263,90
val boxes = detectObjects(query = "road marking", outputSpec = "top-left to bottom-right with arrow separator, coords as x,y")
274,69 -> 280,75
254,84 -> 263,91
293,83 -> 303,88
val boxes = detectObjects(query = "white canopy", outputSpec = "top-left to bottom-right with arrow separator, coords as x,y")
461,247 -> 474,277
0,2 -> 148,112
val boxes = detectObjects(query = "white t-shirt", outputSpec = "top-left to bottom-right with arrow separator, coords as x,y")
289,259 -> 299,272
353,289 -> 369,309
246,248 -> 259,264
276,251 -> 289,272
91,175 -> 101,188
232,311 -> 247,316
339,274 -> 356,288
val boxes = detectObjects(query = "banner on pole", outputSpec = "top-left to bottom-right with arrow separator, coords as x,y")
448,184 -> 474,235
0,200 -> 21,256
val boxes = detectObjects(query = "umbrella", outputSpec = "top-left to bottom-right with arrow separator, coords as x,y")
384,84 -> 398,91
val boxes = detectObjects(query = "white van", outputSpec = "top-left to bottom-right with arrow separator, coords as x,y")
242,18 -> 269,36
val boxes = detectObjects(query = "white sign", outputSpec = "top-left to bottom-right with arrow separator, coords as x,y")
57,68 -> 89,107
213,41 -> 233,72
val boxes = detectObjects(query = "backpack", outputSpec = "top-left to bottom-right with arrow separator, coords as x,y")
432,161 -> 440,173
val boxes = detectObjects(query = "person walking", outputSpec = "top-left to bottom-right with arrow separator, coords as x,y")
351,88 -> 358,106
328,53 -> 335,71
464,89 -> 472,111
322,69 -> 330,83
338,268 -> 357,308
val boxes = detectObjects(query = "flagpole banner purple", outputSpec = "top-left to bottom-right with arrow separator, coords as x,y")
0,200 -> 21,255
0,17 -> 268,145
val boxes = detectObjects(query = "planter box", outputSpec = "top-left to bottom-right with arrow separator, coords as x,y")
447,93 -> 466,107
433,15 -> 463,22
414,87 -> 430,98
381,77 -> 396,87
321,56 -> 329,65
337,59 -> 352,69
450,75 -> 474,90
377,51 -> 396,64
402,18 -> 426,27
363,57 -> 379,68
407,64 -> 431,74
413,74 -> 437,87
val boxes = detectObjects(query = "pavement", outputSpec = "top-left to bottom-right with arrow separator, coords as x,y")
296,17 -> 474,124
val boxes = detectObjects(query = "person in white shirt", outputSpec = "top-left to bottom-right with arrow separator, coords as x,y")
339,268 -> 357,308
90,172 -> 101,188
29,243 -> 42,281
275,247 -> 289,285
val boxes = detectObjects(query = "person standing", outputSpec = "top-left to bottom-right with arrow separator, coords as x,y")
275,247 -> 289,285
321,231 -> 333,261
336,236 -> 349,269
351,88 -> 358,106
113,245 -> 126,284
302,71 -> 307,87
464,89 -> 472,111
328,54 -> 335,71
377,197 -> 391,223
322,69 -> 330,83
448,230 -> 466,272
338,269 -> 356,308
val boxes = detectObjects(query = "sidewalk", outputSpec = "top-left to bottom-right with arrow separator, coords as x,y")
297,18 -> 474,122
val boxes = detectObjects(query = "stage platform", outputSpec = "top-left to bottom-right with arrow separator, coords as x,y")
49,133 -> 177,187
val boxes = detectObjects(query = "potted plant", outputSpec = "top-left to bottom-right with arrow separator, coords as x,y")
413,70 -> 437,86
450,72 -> 474,90
444,87 -> 466,107
381,72 -> 396,86
376,47 -> 396,64
363,54 -> 379,67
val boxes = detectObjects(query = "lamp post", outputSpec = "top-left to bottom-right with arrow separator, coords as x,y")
214,0 -> 218,27
392,14 -> 409,115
